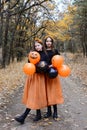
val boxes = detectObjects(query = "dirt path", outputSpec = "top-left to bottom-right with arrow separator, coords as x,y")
0,74 -> 87,130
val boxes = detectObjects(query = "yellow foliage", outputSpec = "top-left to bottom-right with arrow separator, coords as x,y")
68,5 -> 73,12
26,19 -> 29,23
48,3 -> 55,10
43,6 -> 76,43
64,14 -> 73,21
44,2 -> 55,10
16,25 -> 20,30
73,6 -> 77,11
63,14 -> 73,25
64,34 -> 71,40
58,21 -> 68,29
68,5 -> 77,12
57,35 -> 66,42
21,26 -> 23,30
23,26 -> 26,30
45,30 -> 55,38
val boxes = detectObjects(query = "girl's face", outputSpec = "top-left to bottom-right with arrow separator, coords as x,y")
45,37 -> 52,48
35,42 -> 43,51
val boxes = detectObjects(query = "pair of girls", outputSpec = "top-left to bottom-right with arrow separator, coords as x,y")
15,36 -> 64,124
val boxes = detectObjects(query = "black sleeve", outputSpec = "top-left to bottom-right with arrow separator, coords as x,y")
55,49 -> 60,55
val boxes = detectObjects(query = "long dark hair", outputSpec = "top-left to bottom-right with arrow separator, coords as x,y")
44,36 -> 55,52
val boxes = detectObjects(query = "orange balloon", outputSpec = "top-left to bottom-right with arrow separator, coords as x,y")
52,55 -> 64,68
23,63 -> 36,75
58,65 -> 71,77
28,51 -> 40,64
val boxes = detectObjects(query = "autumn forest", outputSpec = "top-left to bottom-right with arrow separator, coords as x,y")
0,0 -> 87,68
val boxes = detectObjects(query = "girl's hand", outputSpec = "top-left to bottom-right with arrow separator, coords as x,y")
49,65 -> 53,68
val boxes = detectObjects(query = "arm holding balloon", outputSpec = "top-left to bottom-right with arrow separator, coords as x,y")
54,49 -> 60,55
51,55 -> 71,77
23,51 -> 41,75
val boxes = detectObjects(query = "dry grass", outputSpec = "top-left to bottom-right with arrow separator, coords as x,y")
65,53 -> 87,86
0,58 -> 27,93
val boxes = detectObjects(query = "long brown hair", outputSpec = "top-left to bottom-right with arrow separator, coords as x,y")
44,36 -> 55,52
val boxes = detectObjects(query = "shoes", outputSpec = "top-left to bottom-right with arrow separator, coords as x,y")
53,112 -> 58,120
44,106 -> 52,118
15,108 -> 30,124
44,112 -> 52,118
15,116 -> 24,124
53,105 -> 58,120
33,109 -> 42,121
33,115 -> 42,121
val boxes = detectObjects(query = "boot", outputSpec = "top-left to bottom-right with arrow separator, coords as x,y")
33,109 -> 42,121
15,108 -> 31,124
44,106 -> 52,118
53,104 -> 58,119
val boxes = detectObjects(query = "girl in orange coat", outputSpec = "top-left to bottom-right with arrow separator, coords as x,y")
43,36 -> 64,120
15,39 -> 48,124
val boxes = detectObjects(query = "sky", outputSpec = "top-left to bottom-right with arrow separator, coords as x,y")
50,0 -> 73,20
54,0 -> 72,11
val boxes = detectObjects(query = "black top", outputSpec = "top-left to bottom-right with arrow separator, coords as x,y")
38,51 -> 48,62
35,51 -> 48,73
46,49 -> 60,65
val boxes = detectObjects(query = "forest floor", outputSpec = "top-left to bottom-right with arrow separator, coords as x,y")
0,53 -> 87,130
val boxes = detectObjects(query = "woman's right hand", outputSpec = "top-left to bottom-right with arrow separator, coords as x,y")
49,64 -> 53,68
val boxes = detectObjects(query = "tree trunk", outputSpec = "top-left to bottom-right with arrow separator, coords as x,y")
2,10 -> 10,67
0,1 -> 3,47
